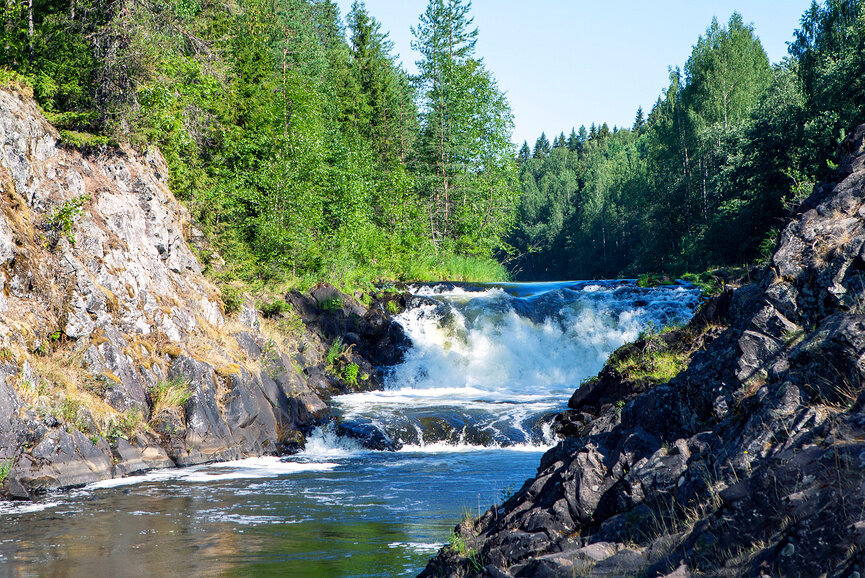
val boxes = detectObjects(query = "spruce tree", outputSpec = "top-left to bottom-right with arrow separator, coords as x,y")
633,106 -> 645,131
518,141 -> 532,163
412,0 -> 517,254
533,132 -> 551,158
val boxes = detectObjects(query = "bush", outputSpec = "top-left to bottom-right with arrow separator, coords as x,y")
59,130 -> 118,150
343,362 -> 359,386
220,285 -> 243,315
259,299 -> 290,318
43,194 -> 89,247
0,458 -> 13,484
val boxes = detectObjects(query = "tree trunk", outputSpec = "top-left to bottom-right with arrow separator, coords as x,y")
27,0 -> 34,65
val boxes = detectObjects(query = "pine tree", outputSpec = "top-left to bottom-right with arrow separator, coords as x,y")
552,131 -> 566,148
347,1 -> 416,163
412,0 -> 517,254
533,132 -> 551,158
599,122 -> 611,139
567,128 -> 580,151
518,141 -> 532,163
633,106 -> 645,131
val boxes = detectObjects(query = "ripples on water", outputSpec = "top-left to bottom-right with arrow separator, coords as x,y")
0,280 -> 700,576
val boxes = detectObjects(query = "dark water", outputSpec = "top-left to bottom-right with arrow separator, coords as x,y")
0,281 -> 700,576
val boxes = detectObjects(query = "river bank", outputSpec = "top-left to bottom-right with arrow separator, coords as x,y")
422,126 -> 865,576
0,85 -> 412,499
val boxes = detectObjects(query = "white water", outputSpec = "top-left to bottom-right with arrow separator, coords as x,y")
315,280 -> 701,451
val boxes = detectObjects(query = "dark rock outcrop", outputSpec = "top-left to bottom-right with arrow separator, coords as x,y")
423,125 -> 865,577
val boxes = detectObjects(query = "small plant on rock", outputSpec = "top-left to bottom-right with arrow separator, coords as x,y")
149,376 -> 193,413
326,337 -> 345,367
320,296 -> 343,311
0,458 -> 13,484
43,194 -> 89,248
343,362 -> 360,386
105,409 -> 144,446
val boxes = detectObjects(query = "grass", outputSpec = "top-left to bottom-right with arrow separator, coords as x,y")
614,350 -> 690,383
0,459 -> 13,484
148,376 -> 193,414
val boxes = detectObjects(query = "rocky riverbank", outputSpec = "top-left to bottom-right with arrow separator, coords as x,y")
0,87 -> 407,499
422,126 -> 865,577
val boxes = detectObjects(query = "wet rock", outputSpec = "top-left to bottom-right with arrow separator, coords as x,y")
334,421 -> 402,451
112,437 -> 175,477
16,430 -> 113,491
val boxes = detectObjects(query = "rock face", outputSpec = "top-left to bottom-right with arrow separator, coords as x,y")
0,87 -> 406,498
423,126 -> 865,577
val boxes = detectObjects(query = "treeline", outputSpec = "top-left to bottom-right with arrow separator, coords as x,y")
511,2 -> 865,280
0,0 -> 518,286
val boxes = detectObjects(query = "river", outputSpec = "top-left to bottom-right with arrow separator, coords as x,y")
0,281 -> 699,576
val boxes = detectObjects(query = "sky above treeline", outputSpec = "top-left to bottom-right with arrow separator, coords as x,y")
334,0 -> 814,147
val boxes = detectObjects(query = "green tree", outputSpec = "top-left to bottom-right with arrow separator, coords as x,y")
412,0 -> 518,255
533,132 -> 551,158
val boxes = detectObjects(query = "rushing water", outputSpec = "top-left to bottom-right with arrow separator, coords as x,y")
0,281 -> 699,576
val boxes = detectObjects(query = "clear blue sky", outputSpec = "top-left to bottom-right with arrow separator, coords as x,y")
334,0 -> 814,146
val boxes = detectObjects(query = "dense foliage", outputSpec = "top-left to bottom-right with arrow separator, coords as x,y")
2,0 -> 863,285
0,0 -> 517,287
511,2 -> 865,280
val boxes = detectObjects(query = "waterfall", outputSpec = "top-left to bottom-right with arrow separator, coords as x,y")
316,281 -> 701,451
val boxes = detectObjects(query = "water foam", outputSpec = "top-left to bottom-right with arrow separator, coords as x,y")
84,457 -> 338,491
316,280 -> 700,451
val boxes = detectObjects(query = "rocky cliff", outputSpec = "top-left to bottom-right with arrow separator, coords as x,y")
423,126 -> 865,577
0,87 -> 404,498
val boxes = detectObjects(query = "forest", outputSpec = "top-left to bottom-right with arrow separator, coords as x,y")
1,0 -> 865,286
512,2 -> 865,280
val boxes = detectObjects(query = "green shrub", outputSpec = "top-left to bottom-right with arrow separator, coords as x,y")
680,271 -> 723,297
220,285 -> 243,315
343,362 -> 359,386
258,299 -> 290,318
44,194 -> 89,247
0,459 -> 12,484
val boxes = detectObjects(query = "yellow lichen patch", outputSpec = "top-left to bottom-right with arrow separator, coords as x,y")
215,363 -> 241,377
101,370 -> 121,384
161,343 -> 183,358
122,335 -> 165,373
91,327 -> 110,346
98,286 -> 119,312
